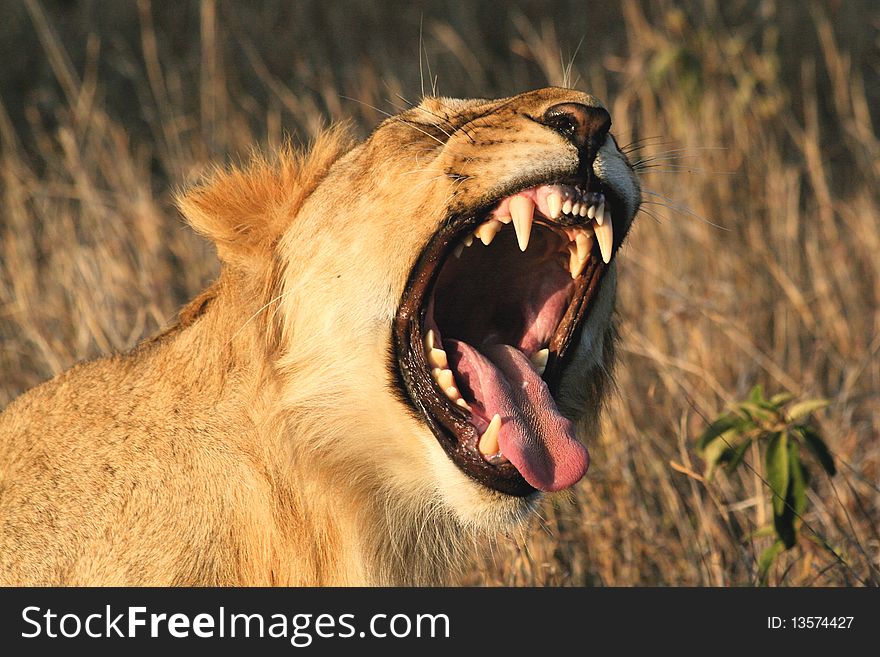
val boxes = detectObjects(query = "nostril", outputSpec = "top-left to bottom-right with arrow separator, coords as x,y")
541,102 -> 611,153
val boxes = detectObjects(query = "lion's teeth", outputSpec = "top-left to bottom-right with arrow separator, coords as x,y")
562,199 -> 573,215
444,385 -> 461,400
530,348 -> 549,375
587,203 -> 596,219
424,329 -> 437,351
463,233 -> 474,247
547,192 -> 562,219
455,398 -> 472,411
475,219 -> 503,246
594,202 -> 605,226
568,244 -> 588,278
575,230 -> 592,263
579,203 -> 589,217
428,347 -> 449,369
570,202 -> 581,217
509,196 -> 535,251
495,212 -> 512,225
594,212 -> 613,264
478,414 -> 502,456
432,368 -> 455,390
453,243 -> 464,258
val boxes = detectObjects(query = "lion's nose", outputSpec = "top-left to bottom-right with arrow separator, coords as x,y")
540,102 -> 611,160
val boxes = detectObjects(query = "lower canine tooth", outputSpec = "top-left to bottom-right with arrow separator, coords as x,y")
530,348 -> 549,375
424,329 -> 437,351
569,245 -> 588,278
575,231 -> 592,262
594,212 -> 613,264
478,414 -> 502,456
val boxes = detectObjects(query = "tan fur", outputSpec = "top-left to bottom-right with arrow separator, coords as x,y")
0,88 -> 638,585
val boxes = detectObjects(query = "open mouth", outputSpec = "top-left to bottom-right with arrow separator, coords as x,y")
393,179 -> 624,497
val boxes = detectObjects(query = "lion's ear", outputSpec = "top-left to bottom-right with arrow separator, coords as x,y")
176,126 -> 353,267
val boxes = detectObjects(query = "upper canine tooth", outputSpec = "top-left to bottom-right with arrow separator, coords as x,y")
509,196 -> 535,252
594,212 -> 613,264
530,348 -> 549,375
478,414 -> 502,456
595,202 -> 605,226
428,347 -> 449,369
562,199 -> 573,215
546,192 -> 563,219
475,219 -> 503,245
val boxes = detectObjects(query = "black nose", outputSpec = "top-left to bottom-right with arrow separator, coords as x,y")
541,102 -> 611,160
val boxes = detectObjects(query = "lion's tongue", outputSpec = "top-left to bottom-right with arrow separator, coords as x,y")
446,340 -> 589,492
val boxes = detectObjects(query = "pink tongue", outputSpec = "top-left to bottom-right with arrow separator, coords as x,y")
446,340 -> 589,492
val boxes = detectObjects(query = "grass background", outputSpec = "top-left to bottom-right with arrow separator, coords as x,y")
0,0 -> 877,586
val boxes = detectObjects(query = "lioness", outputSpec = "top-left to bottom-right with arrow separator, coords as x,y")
0,88 -> 639,585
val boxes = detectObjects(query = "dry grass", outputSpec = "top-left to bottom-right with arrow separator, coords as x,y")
1,0 -> 877,586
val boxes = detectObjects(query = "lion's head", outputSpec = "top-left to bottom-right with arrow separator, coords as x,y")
180,87 -> 640,536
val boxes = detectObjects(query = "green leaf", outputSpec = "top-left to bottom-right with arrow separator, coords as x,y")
797,425 -> 837,476
723,438 -> 752,473
748,524 -> 777,540
696,414 -> 742,452
765,431 -> 789,517
786,398 -> 828,422
788,440 -> 807,516
770,392 -> 796,407
749,384 -> 765,404
738,401 -> 774,422
758,539 -> 786,582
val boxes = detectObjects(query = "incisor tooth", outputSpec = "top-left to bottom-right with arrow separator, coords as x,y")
579,203 -> 589,217
594,213 -> 613,264
571,202 -> 581,217
530,348 -> 549,375
475,219 -> 503,246
587,204 -> 596,219
463,233 -> 474,247
546,192 -> 562,219
453,243 -> 464,258
509,196 -> 535,251
455,398 -> 472,411
478,414 -> 502,456
562,199 -> 573,215
595,202 -> 605,226
428,347 -> 448,369
444,386 -> 460,400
